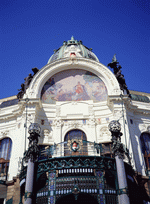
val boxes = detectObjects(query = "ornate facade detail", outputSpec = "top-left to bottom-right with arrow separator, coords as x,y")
114,110 -> 122,117
24,123 -> 41,162
96,118 -> 101,125
41,129 -> 53,143
108,120 -> 125,159
17,68 -> 39,100
87,117 -> 96,127
99,126 -> 111,139
53,119 -> 63,127
43,129 -> 50,137
108,55 -> 130,97
63,119 -> 87,128
29,90 -> 35,96
56,106 -> 61,117
69,120 -> 82,128
71,101 -> 77,105
67,139 -> 83,152
88,105 -> 94,116
1,130 -> 9,138
28,114 -> 35,124
37,156 -> 116,173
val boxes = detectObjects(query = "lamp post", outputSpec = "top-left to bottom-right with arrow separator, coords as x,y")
108,120 -> 130,204
24,123 -> 41,204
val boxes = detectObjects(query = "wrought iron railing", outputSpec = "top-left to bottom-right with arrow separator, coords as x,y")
19,141 -> 115,181
37,156 -> 116,173
39,140 -> 112,159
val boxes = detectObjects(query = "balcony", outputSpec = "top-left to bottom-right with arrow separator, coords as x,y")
38,140 -> 113,159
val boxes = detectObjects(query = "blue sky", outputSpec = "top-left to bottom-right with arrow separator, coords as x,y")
0,0 -> 150,99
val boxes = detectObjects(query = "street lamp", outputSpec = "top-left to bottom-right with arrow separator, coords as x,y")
109,120 -> 130,204
24,123 -> 41,204
28,123 -> 41,135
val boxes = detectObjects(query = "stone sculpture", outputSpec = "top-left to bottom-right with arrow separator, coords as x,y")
108,54 -> 130,97
17,68 -> 39,100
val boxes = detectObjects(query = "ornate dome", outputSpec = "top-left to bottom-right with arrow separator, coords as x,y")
47,36 -> 99,64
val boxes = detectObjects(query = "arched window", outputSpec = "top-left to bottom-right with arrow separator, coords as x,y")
64,129 -> 87,156
140,133 -> 150,169
0,138 -> 12,175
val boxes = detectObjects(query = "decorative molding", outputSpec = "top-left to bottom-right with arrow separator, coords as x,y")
99,126 -> 111,139
87,117 -> 96,127
53,119 -> 64,127
28,114 -> 35,124
41,129 -> 53,143
63,119 -> 87,128
88,105 -> 94,116
56,106 -> 61,117
1,130 -> 9,138
27,58 -> 120,99
113,110 -> 122,117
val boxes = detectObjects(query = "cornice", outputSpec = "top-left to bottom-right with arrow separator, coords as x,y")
0,99 -> 42,121
108,95 -> 150,116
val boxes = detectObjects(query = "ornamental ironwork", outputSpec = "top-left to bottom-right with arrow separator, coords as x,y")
109,120 -> 125,159
36,168 -> 118,204
39,140 -> 100,158
37,156 -> 116,173
67,139 -> 82,152
24,123 -> 41,162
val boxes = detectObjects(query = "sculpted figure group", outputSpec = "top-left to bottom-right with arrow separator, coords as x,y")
17,67 -> 39,100
108,54 -> 130,97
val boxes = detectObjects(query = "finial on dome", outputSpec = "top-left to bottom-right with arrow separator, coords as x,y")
112,54 -> 117,62
71,36 -> 75,41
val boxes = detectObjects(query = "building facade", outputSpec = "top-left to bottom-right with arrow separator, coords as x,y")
0,37 -> 150,204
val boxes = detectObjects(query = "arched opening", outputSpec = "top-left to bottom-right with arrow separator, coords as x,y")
56,193 -> 99,204
140,132 -> 150,169
64,129 -> 87,156
0,137 -> 12,176
41,69 -> 108,104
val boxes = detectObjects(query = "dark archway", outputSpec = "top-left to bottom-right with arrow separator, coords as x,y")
64,129 -> 87,141
56,193 -> 99,204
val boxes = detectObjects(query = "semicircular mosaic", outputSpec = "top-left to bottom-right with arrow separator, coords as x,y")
41,69 -> 107,104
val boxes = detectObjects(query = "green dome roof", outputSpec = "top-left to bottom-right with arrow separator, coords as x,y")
47,36 -> 99,64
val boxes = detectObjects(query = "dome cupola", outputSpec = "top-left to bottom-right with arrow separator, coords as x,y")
47,36 -> 99,64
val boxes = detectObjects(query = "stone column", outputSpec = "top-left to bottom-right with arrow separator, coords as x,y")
24,123 -> 41,204
24,160 -> 35,204
109,120 -> 130,204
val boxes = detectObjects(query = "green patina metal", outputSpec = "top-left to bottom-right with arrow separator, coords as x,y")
6,198 -> 13,204
118,187 -> 128,195
131,94 -> 150,103
47,36 -> 99,64
37,156 -> 116,173
20,141 -> 119,204
36,167 -> 118,204
24,191 -> 33,200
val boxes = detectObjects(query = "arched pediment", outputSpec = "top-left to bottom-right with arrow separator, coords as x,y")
26,58 -> 121,100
